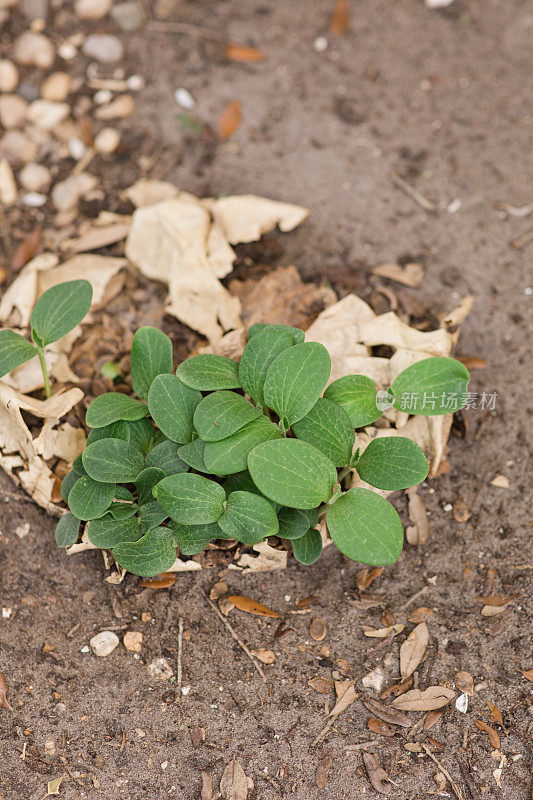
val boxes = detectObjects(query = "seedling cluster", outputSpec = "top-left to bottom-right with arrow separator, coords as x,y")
0,282 -> 470,577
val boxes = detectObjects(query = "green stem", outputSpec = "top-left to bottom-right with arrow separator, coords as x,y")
38,348 -> 51,398
338,465 -> 352,482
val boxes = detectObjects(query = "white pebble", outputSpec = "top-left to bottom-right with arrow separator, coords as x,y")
127,74 -> 145,91
74,0 -> 112,19
93,89 -> 112,105
12,31 -> 55,69
26,99 -> 69,129
41,72 -> 71,102
313,36 -> 328,53
147,657 -> 173,680
22,191 -> 47,208
52,171 -> 97,211
174,87 -> 195,110
455,692 -> 468,714
94,127 -> 120,154
82,34 -> 124,64
0,60 -> 19,93
447,198 -> 462,214
68,137 -> 86,160
0,94 -> 28,129
90,630 -> 120,657
0,130 -> 39,162
19,162 -> 51,192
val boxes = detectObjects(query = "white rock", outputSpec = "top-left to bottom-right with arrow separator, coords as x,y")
51,171 -> 97,211
74,0 -> 112,19
22,191 -> 47,206
95,94 -> 134,120
82,34 -> 124,64
94,126 -> 120,154
147,657 -> 173,680
93,89 -> 112,105
68,137 -> 86,160
0,159 -> 17,205
44,740 -> 56,756
0,60 -> 19,93
426,0 -> 454,6
0,94 -> 28,128
26,99 -> 69,129
90,630 -> 119,657
111,0 -> 146,32
19,162 -> 50,192
12,31 -> 54,69
126,74 -> 144,91
175,87 -> 195,110
362,666 -> 386,693
41,72 -> 71,101
0,130 -> 38,162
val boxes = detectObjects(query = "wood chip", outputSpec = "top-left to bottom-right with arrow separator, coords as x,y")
372,262 -> 424,287
490,474 -> 509,489
519,669 -> 533,682
453,498 -> 470,522
210,581 -> 228,600
355,567 -> 383,591
362,751 -> 391,795
454,671 -> 474,696
329,0 -> 350,35
363,697 -> 412,727
475,720 -> 500,750
329,681 -> 357,716
139,573 -> 175,589
399,622 -> 429,679
218,100 -> 241,139
201,771 -> 213,800
250,649 -> 276,664
363,623 -> 404,638
11,228 -> 41,272
310,618 -> 327,641
405,487 -> 429,546
423,709 -> 444,731
123,631 -> 143,653
308,677 -> 335,694
408,606 -> 433,623
367,717 -> 396,737
487,702 -> 503,725
0,673 -> 13,710
315,754 -> 332,788
392,686 -> 455,711
225,44 -> 265,62
227,595 -> 280,618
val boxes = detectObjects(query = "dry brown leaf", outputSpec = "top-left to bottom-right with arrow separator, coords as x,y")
237,541 -> 287,572
405,487 -> 429,546
67,222 -> 130,254
139,573 -> 176,589
11,228 -> 41,273
392,686 -> 455,712
362,752 -> 391,795
355,567 -> 383,591
457,355 -> 488,369
408,606 -> 433,623
367,717 -> 396,737
475,720 -> 500,750
487,702 -> 503,726
380,677 -> 414,700
453,498 -> 470,522
201,771 -> 213,800
353,594 -> 385,610
519,669 -> 533,682
481,603 -> 514,617
363,623 -> 404,638
0,673 -> 13,710
310,618 -> 327,641
308,677 -> 335,694
490,474 -> 509,489
225,43 -> 265,62
218,100 -> 241,139
479,594 -> 515,606
372,262 -> 424,287
329,682 -> 357,716
210,581 -> 229,600
220,758 -> 248,800
315,754 -> 332,788
227,595 -> 280,618
250,649 -> 276,664
363,697 -> 412,728
329,0 -> 350,35
423,709 -> 444,731
400,622 -> 429,679
454,671 -> 474,696
209,198 -> 309,245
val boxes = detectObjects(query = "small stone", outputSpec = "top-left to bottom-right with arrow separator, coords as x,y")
19,162 -> 50,192
94,127 -> 120,153
126,74 -> 144,91
93,89 -> 112,105
0,130 -> 38,163
74,0 -> 112,19
12,31 -> 55,69
17,81 -> 40,102
82,34 -> 124,64
68,137 -> 86,160
26,99 -> 69,129
0,60 -> 19,93
111,0 -> 146,31
44,739 -> 56,756
94,94 -> 134,120
90,630 -> 119,657
15,522 -> 30,539
22,191 -> 47,206
0,95 -> 28,129
123,631 -> 143,652
175,87 -> 195,110
51,172 -> 97,211
0,159 -> 17,205
147,657 -> 173,680
41,72 -> 71,101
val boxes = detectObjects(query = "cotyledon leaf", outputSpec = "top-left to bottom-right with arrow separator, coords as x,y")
87,514 -> 140,548
176,354 -> 241,390
85,393 -> 149,428
135,467 -> 166,505
292,528 -> 322,565
130,326 -> 173,400
217,490 -> 279,546
153,473 -> 226,524
113,526 -> 176,577
323,374 -> 380,428
170,520 -> 223,555
54,513 -> 80,547
67,476 -> 115,521
193,390 -> 262,442
82,438 -> 145,483
238,327 -> 295,405
391,356 -> 470,415
292,397 -> 355,467
147,374 -> 201,444
30,279 -> 92,346
0,330 -> 37,378
203,416 -> 282,475
248,322 -> 305,343
146,438 -> 189,475
354,436 -> 428,490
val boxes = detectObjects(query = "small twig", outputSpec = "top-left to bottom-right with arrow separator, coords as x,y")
343,740 -> 383,751
201,591 -> 266,683
176,617 -> 183,702
392,172 -> 436,213
510,228 -> 533,250
106,583 -> 123,619
366,630 -> 396,662
311,716 -> 338,747
422,743 -> 466,800
398,585 -> 428,612
146,20 -> 226,40
457,756 -> 480,799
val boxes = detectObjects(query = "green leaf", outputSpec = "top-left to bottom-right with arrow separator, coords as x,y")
153,473 -> 226,524
248,439 -> 337,509
355,437 -> 428,490
67,476 -> 115,520
138,500 -> 168,533
30,280 -> 92,346
86,420 -> 130,446
239,328 -> 295,405
248,323 -> 305,344
391,357 -> 470,415
54,513 -> 80,547
72,454 -> 87,476
87,514 -> 140,548
170,520 -> 222,555
0,330 -> 37,377
292,398 -> 355,467
326,488 -> 403,565
130,326 -> 173,400
323,375 -> 380,428
263,342 -> 331,427
177,439 -> 207,472
135,467 -> 166,505
127,417 -> 156,454
113,526 -> 176,577
218,490 -> 279,545
193,390 -> 262,442
108,499 -> 137,520
147,374 -> 201,444
292,528 -> 322,564
60,469 -> 79,503
203,416 -> 281,475
146,438 -> 189,475
82,438 -> 145,483
277,507 -> 312,540
176,354 -> 241,390
85,393 -> 149,428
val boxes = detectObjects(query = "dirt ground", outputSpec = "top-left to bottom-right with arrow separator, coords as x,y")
1,1 -> 532,798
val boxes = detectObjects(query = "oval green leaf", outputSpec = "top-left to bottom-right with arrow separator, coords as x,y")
323,374 -> 380,428
67,475 -> 115,521
85,393 -> 149,428
87,514 -> 140,548
176,354 -> 241,390
147,374 -> 201,444
86,420 -> 130,446
391,357 -> 470,415
30,279 -> 92,347
326,488 -> 403,565
292,528 -> 322,565
248,439 -> 337,509
355,436 -> 429,490
146,438 -> 189,475
170,520 -> 222,556
113,526 -> 176,577
60,469 -> 79,503
239,328 -> 295,406
248,323 -> 304,344
193,390 -> 262,442
82,438 -> 145,483
54,513 -> 80,547
0,330 -> 37,377
135,466 -> 166,505
263,342 -> 331,427
218,490 -> 279,545
277,507 -> 311,540
203,416 -> 281,476
130,326 -> 173,400
138,500 -> 168,533
176,439 -> 207,472
127,417 -> 156,454
292,397 -> 355,467
153,473 -> 226,524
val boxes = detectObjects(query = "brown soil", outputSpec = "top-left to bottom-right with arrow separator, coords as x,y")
1,1 -> 532,799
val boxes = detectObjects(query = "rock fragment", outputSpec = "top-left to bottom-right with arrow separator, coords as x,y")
12,31 -> 55,69
90,630 -> 119,656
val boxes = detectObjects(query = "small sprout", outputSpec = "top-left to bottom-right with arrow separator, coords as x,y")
100,361 -> 122,381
